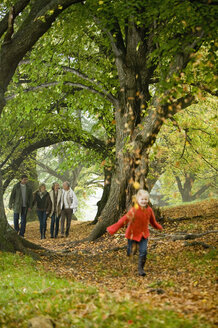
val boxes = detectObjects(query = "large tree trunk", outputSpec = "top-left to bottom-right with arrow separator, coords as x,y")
88,17 -> 196,241
88,20 -> 158,240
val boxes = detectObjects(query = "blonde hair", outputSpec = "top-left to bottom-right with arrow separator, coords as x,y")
52,182 -> 59,190
136,189 -> 150,201
39,183 -> 46,191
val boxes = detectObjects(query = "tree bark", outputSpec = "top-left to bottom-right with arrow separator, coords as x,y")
88,14 -> 198,240
91,168 -> 112,225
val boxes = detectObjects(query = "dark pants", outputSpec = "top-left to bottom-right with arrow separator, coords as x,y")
50,213 -> 60,237
61,209 -> 73,236
37,210 -> 47,238
14,207 -> 27,237
127,237 -> 148,257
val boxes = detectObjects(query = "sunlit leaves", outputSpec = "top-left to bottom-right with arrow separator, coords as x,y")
150,97 -> 217,203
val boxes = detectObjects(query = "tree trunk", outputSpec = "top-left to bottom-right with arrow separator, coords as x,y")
88,20 -> 158,240
175,173 -> 211,202
175,173 -> 195,202
88,16 -> 196,240
91,168 -> 112,225
88,167 -> 130,240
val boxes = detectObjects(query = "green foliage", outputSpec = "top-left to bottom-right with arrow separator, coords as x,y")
150,97 -> 217,203
0,251 -> 209,328
1,0 -> 217,216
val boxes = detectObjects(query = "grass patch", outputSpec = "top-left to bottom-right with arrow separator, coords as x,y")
148,280 -> 175,288
186,249 -> 217,269
0,251 -> 210,328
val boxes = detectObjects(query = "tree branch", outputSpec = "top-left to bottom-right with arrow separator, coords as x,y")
3,6 -> 15,44
0,139 -> 22,169
0,0 -> 30,38
5,81 -> 117,105
186,135 -> 218,172
174,175 -> 184,196
62,66 -> 118,105
192,183 -> 211,199
0,0 -> 84,115
32,157 -> 68,181
136,93 -> 196,151
94,16 -> 126,58
2,128 -> 107,191
190,83 -> 218,97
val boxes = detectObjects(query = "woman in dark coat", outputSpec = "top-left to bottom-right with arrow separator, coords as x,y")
33,183 -> 51,239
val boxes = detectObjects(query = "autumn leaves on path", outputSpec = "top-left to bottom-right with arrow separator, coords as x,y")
25,199 -> 217,327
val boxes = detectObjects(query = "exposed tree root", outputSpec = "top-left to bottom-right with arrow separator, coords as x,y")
170,230 -> 218,241
183,241 -> 216,249
159,215 -> 204,223
0,224 -> 48,259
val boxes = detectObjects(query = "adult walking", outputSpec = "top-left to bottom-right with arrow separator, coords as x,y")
33,183 -> 51,239
9,174 -> 33,237
48,182 -> 62,238
60,181 -> 78,238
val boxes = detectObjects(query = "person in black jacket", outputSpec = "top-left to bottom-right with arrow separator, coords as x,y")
33,183 -> 51,239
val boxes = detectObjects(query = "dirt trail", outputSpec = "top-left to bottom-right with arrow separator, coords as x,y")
25,199 -> 218,327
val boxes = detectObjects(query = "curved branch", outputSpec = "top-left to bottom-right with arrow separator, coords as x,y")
0,139 -> 22,169
33,157 -> 68,181
2,128 -> 107,191
5,81 -> 117,105
62,66 -> 103,87
192,183 -> 211,199
62,66 -> 118,105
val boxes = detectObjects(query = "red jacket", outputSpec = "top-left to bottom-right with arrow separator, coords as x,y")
107,205 -> 163,242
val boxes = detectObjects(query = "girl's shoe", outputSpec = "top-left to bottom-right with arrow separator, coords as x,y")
138,256 -> 147,276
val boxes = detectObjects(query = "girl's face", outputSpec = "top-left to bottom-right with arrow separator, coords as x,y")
137,195 -> 149,208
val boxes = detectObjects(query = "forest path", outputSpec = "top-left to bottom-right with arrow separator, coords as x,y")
25,199 -> 218,327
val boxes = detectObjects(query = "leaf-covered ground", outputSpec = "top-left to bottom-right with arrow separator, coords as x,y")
23,199 -> 217,327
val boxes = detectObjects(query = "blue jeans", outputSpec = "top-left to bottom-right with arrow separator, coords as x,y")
50,213 -> 60,237
127,237 -> 148,257
14,207 -> 27,237
37,210 -> 47,237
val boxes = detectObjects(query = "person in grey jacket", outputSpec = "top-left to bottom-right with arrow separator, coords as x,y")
9,174 -> 33,237
60,181 -> 78,237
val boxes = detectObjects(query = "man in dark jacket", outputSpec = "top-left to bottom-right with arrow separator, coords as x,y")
9,174 -> 33,237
